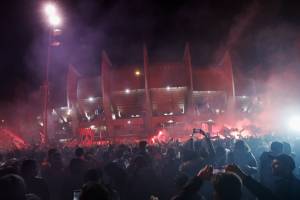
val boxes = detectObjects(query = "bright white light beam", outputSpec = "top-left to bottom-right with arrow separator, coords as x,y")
44,3 -> 57,16
48,15 -> 62,27
287,115 -> 300,132
125,89 -> 130,94
88,97 -> 94,102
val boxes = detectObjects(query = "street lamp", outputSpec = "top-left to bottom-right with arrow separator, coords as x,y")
42,2 -> 62,144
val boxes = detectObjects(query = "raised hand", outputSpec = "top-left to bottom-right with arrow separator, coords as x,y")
199,129 -> 209,138
197,165 -> 213,180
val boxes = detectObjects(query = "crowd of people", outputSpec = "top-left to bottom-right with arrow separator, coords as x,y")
0,131 -> 300,200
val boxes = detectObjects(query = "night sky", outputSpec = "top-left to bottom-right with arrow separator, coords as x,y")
1,0 -> 300,106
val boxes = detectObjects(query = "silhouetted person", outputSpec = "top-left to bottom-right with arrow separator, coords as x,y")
42,152 -> 64,200
214,145 -> 228,168
227,154 -> 300,200
79,182 -> 111,200
294,139 -> 300,176
179,149 -> 204,177
73,147 -> 88,172
42,149 -> 58,170
172,165 -> 242,200
270,154 -> 300,199
228,140 -> 257,175
161,148 -> 181,199
75,147 -> 85,160
213,172 -> 242,200
0,174 -> 27,200
60,158 -> 86,200
21,160 -> 49,200
104,162 -> 128,199
259,141 -> 283,189
282,142 -> 295,158
128,155 -> 161,200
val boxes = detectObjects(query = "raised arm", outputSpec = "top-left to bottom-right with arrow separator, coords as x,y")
200,130 -> 216,158
226,164 -> 280,200
172,165 -> 212,199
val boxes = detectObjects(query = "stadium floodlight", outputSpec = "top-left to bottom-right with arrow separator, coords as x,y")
44,3 -> 57,16
125,89 -> 130,94
41,2 -> 63,144
48,15 -> 62,27
135,70 -> 141,76
67,109 -> 72,115
287,115 -> 300,132
88,97 -> 94,102
44,3 -> 62,27
90,125 -> 96,129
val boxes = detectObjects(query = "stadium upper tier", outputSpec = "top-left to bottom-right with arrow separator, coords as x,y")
63,46 -> 242,138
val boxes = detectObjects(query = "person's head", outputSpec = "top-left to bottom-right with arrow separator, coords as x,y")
234,140 -> 250,153
282,142 -> 292,155
47,148 -> 58,164
75,147 -> 85,158
0,174 -> 26,200
79,182 -> 111,200
271,154 -> 295,177
212,173 -> 242,200
21,159 -> 38,178
270,141 -> 283,155
139,141 -> 147,152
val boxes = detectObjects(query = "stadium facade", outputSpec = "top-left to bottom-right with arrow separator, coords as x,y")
62,44 -> 238,141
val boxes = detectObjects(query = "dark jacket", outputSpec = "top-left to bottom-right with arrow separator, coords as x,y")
171,176 -> 205,200
243,175 -> 300,200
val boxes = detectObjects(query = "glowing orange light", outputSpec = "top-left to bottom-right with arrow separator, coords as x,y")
135,70 -> 141,76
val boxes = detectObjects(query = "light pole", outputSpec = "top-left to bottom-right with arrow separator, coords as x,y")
42,2 -> 62,144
